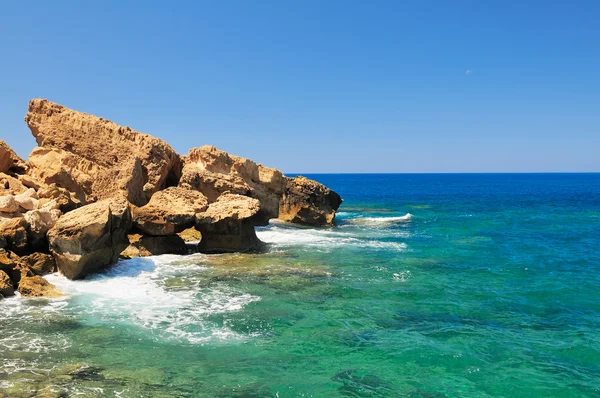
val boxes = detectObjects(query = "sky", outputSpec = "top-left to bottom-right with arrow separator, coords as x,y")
1,0 -> 599,173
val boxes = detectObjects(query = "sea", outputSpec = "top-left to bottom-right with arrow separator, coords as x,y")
1,173 -> 599,397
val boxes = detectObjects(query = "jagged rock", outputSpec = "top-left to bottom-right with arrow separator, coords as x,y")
196,194 -> 262,253
0,270 -> 15,297
25,99 -> 182,205
0,217 -> 30,255
0,172 -> 28,196
14,188 -> 39,211
0,195 -> 19,213
37,183 -> 81,213
279,176 -> 342,225
21,252 -> 56,275
121,234 -> 188,258
178,227 -> 202,242
180,146 -> 286,224
23,207 -> 62,252
0,249 -> 29,287
0,139 -> 27,174
48,197 -> 132,279
18,275 -> 61,298
17,174 -> 42,190
133,187 -> 208,236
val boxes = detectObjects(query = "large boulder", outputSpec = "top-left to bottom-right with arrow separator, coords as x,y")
180,146 -> 286,224
132,187 -> 208,236
47,197 -> 132,279
25,99 -> 182,206
121,234 -> 188,258
196,194 -> 262,253
36,183 -> 81,213
0,139 -> 27,174
0,217 -> 30,255
279,176 -> 342,225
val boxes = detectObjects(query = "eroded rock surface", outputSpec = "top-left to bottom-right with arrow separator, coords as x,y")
180,145 -> 286,224
25,99 -> 182,205
196,194 -> 262,253
18,275 -> 62,297
0,139 -> 27,174
133,187 -> 208,236
279,176 -> 342,225
121,234 -> 188,258
48,197 -> 132,279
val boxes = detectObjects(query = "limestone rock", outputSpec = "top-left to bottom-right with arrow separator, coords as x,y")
177,227 -> 202,242
0,249 -> 28,287
25,99 -> 182,205
0,217 -> 30,255
0,172 -> 28,196
37,183 -> 81,213
18,275 -> 62,298
180,146 -> 286,224
21,252 -> 56,276
279,176 -> 342,225
0,139 -> 27,174
121,234 -> 188,258
196,194 -> 262,253
48,197 -> 132,279
133,187 -> 208,236
14,188 -> 39,211
0,195 -> 19,213
0,269 -> 15,297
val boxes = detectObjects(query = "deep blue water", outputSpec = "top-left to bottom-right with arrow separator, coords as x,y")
1,173 -> 599,397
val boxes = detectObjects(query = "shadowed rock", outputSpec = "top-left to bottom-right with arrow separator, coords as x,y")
121,234 -> 188,258
279,176 -> 342,225
48,197 -> 132,279
0,139 -> 27,174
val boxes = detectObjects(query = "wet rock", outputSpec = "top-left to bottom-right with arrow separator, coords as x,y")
48,197 -> 132,279
121,233 -> 188,258
196,194 -> 263,253
133,187 -> 208,236
279,176 -> 342,225
18,274 -> 62,297
180,145 -> 286,224
0,269 -> 15,296
25,99 -> 182,205
21,252 -> 56,275
0,248 -> 26,284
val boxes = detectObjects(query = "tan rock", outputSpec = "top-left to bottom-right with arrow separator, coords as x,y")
37,183 -> 81,213
14,188 -> 39,211
0,139 -> 27,174
0,172 -> 28,196
0,217 -> 30,255
121,234 -> 188,258
177,227 -> 202,242
18,275 -> 62,298
25,99 -> 182,205
180,146 -> 286,223
196,194 -> 262,253
0,195 -> 19,213
21,252 -> 56,276
279,176 -> 342,225
24,208 -> 62,250
48,197 -> 132,279
0,269 -> 15,297
133,187 -> 208,236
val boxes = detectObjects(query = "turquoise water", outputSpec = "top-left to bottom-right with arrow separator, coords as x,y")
1,174 -> 600,397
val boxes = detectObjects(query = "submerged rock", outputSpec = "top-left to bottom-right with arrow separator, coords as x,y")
133,187 -> 208,236
48,197 -> 132,279
121,233 -> 188,258
279,176 -> 342,225
25,99 -> 182,205
180,145 -> 286,224
196,194 -> 263,253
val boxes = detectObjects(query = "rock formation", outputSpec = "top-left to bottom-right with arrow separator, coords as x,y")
25,99 -> 182,206
279,176 -> 343,225
196,194 -> 262,253
132,187 -> 208,236
180,145 -> 286,224
0,139 -> 27,174
121,234 -> 188,258
18,274 -> 62,297
47,197 -> 132,279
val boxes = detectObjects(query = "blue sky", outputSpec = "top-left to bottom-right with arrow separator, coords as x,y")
1,1 -> 598,172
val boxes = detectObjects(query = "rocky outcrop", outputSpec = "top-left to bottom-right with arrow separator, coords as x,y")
132,187 -> 208,236
21,252 -> 56,276
25,99 -> 182,206
36,183 -> 81,213
180,146 -> 286,224
18,275 -> 62,297
0,172 -> 28,196
0,139 -> 27,174
0,217 -> 30,255
279,176 -> 342,225
121,234 -> 188,258
196,194 -> 263,253
0,269 -> 15,297
48,197 -> 132,279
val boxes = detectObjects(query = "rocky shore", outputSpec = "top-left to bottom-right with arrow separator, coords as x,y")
0,99 -> 342,298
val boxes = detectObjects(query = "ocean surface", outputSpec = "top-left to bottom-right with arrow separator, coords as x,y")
1,173 -> 600,397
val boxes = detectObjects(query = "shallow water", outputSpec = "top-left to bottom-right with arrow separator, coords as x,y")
1,174 -> 599,397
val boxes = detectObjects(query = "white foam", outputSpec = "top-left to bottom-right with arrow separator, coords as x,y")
348,213 -> 413,226
44,256 -> 261,344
